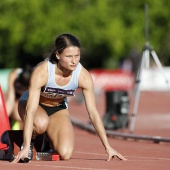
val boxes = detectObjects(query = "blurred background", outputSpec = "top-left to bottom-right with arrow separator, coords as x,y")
0,0 -> 170,70
0,0 -> 170,131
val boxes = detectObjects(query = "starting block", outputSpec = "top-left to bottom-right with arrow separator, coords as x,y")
0,130 -> 43,161
0,85 -> 10,150
0,130 -> 60,161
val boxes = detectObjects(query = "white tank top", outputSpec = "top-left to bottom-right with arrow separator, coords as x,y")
40,60 -> 82,100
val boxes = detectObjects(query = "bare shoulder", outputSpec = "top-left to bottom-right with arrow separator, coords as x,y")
78,66 -> 93,89
33,60 -> 48,73
30,60 -> 48,88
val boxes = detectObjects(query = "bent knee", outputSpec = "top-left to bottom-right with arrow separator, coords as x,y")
34,118 -> 49,134
60,152 -> 72,160
56,148 -> 73,160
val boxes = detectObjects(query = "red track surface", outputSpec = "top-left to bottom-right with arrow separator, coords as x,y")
0,91 -> 170,170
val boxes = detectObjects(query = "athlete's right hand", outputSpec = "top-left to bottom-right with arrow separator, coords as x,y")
11,147 -> 29,164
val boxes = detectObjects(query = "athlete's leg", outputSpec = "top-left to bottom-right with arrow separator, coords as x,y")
11,99 -> 22,121
18,100 -> 50,136
46,109 -> 75,160
10,99 -> 23,130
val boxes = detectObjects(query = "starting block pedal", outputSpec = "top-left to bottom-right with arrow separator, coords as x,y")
0,130 -> 16,160
0,130 -> 60,161
0,130 -> 43,161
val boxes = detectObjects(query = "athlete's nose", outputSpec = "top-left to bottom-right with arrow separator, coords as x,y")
71,56 -> 76,64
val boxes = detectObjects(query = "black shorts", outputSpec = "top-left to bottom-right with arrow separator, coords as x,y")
39,101 -> 67,116
19,90 -> 68,116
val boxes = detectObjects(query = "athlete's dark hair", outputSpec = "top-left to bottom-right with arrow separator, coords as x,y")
50,33 -> 81,62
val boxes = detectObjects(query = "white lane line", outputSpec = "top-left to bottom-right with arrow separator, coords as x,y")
30,164 -> 109,170
0,161 -> 109,170
74,151 -> 170,161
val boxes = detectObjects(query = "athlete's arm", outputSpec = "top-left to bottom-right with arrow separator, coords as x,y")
23,61 -> 48,149
12,61 -> 48,163
79,67 -> 111,149
79,66 -> 127,161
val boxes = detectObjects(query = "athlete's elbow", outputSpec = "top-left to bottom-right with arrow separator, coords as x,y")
89,113 -> 95,122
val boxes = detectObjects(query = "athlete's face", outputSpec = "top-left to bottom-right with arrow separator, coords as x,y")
56,46 -> 80,71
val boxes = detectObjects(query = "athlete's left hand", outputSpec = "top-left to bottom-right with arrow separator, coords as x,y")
106,147 -> 127,161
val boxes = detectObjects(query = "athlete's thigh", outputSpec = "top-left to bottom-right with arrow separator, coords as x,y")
33,105 -> 49,129
47,109 -> 75,150
18,99 -> 49,127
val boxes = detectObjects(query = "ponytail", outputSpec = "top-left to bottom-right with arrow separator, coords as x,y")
49,50 -> 58,63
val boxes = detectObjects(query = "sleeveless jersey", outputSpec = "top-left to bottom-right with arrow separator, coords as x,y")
40,60 -> 82,100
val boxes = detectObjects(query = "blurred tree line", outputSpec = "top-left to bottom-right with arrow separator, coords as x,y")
0,0 -> 170,69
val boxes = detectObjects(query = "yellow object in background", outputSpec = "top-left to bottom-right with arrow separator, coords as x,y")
11,120 -> 20,130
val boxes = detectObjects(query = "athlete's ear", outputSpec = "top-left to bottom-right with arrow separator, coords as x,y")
55,52 -> 60,60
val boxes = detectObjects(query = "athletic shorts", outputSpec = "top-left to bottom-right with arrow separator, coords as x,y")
39,101 -> 67,116
19,90 -> 68,116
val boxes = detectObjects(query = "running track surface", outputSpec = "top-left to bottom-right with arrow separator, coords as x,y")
0,91 -> 170,170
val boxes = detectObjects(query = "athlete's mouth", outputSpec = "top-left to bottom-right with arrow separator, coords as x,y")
70,65 -> 76,67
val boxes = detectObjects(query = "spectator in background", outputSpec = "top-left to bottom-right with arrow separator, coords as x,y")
5,56 -> 44,130
121,58 -> 133,72
128,48 -> 141,78
120,48 -> 141,78
5,64 -> 33,129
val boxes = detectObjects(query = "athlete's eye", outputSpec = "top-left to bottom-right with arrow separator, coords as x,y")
75,54 -> 80,58
66,55 -> 72,58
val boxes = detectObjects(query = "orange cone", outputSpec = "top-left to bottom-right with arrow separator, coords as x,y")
0,85 -> 10,149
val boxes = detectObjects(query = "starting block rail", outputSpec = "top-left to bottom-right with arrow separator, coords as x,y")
71,117 -> 170,144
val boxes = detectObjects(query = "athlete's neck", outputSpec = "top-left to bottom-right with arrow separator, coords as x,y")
56,63 -> 72,77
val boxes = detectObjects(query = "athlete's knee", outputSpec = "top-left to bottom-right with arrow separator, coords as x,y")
54,147 -> 73,160
34,118 -> 49,134
59,149 -> 73,160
